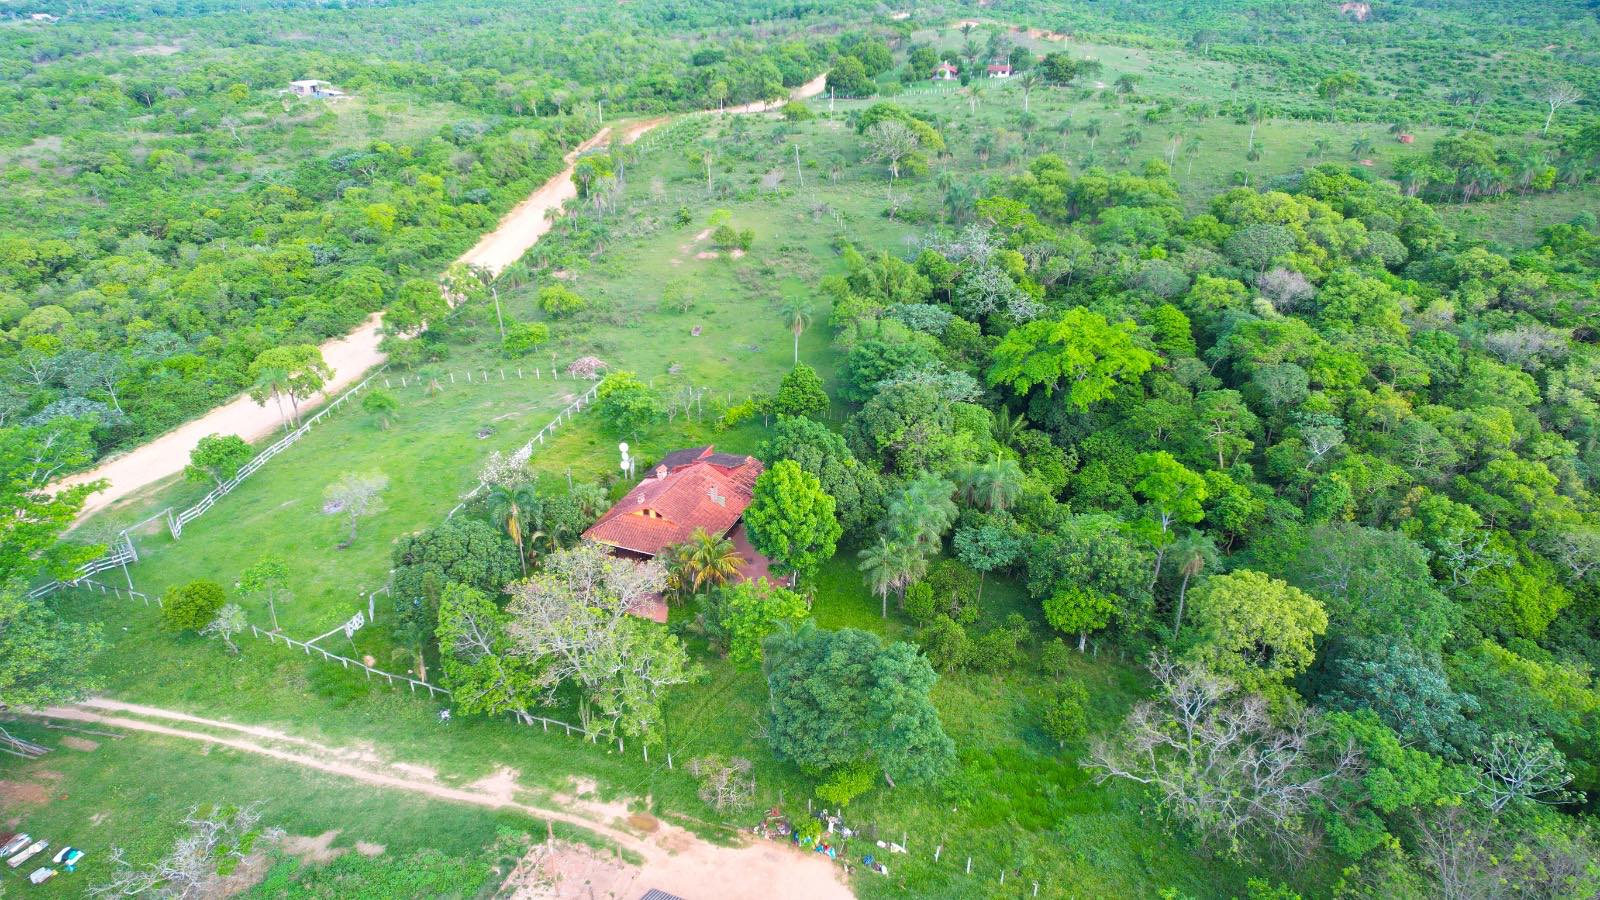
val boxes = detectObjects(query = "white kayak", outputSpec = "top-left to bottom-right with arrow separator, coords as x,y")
7,839 -> 48,868
52,846 -> 84,866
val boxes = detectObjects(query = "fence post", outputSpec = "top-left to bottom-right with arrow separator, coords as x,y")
967,857 -> 972,874
667,752 -> 673,770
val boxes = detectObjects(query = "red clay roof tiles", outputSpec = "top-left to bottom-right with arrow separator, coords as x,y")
582,447 -> 762,557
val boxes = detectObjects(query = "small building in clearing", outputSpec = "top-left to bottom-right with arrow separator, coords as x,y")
986,63 -> 1014,78
288,79 -> 346,99
582,445 -> 785,622
932,61 -> 959,81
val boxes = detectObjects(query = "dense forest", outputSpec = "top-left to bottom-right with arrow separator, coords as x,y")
795,134 -> 1600,888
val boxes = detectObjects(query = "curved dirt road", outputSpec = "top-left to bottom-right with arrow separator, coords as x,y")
58,72 -> 828,521
38,699 -> 852,900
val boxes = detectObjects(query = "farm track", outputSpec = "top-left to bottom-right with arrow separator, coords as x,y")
33,698 -> 852,899
57,73 -> 828,522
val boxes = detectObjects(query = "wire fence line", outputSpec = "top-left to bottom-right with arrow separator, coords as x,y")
384,364 -> 572,390
246,624 -> 450,699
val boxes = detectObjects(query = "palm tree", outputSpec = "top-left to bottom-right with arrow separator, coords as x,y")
678,527 -> 743,594
966,79 -> 986,116
486,483 -> 539,575
1054,116 -> 1073,151
777,299 -> 812,365
957,454 -> 1024,512
858,537 -> 928,618
1168,533 -> 1216,639
888,474 -> 958,549
1017,70 -> 1042,113
1350,135 -> 1375,159
1244,100 -> 1270,153
1084,118 -> 1102,152
992,407 -> 1028,448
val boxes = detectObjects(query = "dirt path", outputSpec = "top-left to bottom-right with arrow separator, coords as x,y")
35,700 -> 852,899
57,73 -> 828,523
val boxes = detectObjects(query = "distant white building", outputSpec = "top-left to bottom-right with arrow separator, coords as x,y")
986,63 -> 1013,78
288,79 -> 346,99
29,12 -> 60,23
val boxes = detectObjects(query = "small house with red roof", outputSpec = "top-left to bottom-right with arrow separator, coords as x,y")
932,61 -> 959,81
986,63 -> 1013,78
582,446 -> 785,622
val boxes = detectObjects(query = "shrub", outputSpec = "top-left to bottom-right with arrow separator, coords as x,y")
1041,638 -> 1074,678
1043,678 -> 1090,748
502,321 -> 549,356
971,614 -> 1031,673
904,581 -> 935,624
815,759 -> 876,806
361,388 -> 398,429
920,614 -> 973,672
782,101 -> 815,121
537,284 -> 587,317
162,579 -> 227,632
712,224 -> 740,250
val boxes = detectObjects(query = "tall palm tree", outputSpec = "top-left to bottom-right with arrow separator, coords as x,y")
966,79 -> 986,116
1084,118 -> 1102,152
957,454 -> 1024,511
1017,70 -> 1042,113
679,527 -> 743,594
1054,116 -> 1073,151
486,482 -> 539,575
992,407 -> 1028,448
1168,532 -> 1216,639
858,537 -> 928,618
889,474 -> 958,549
777,299 -> 812,365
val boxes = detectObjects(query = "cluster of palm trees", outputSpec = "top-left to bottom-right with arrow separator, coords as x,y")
483,482 -> 599,574
858,453 -> 1025,618
662,527 -> 745,603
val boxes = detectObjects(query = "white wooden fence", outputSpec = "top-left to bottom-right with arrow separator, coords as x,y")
26,536 -> 139,600
168,367 -> 388,539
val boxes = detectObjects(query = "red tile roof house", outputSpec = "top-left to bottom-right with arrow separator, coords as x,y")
986,63 -> 1014,78
932,61 -> 959,81
582,446 -> 789,622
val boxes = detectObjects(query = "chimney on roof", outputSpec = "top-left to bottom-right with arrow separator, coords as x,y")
655,465 -> 668,478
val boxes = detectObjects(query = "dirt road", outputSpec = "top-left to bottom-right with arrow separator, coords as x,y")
36,699 -> 852,899
57,72 -> 829,522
